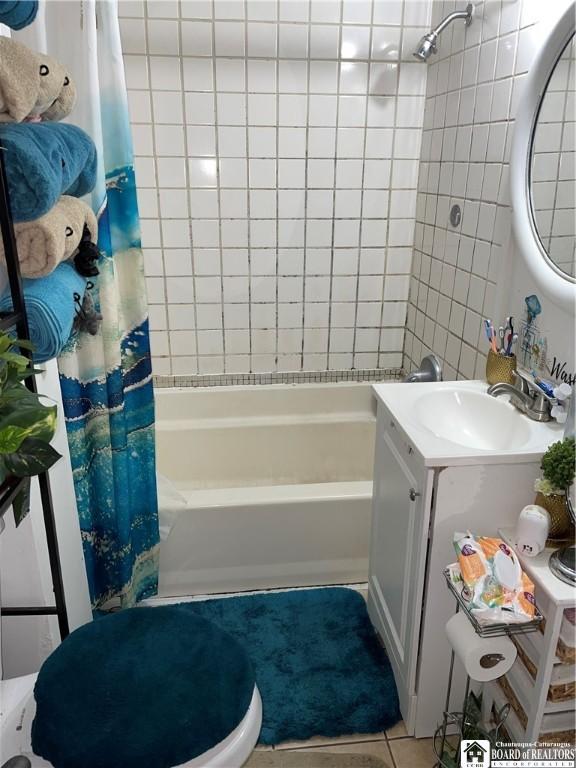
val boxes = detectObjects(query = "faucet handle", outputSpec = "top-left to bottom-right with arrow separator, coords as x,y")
514,368 -> 555,400
513,368 -> 533,396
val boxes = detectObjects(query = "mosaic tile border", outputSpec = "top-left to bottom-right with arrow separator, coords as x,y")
153,367 -> 404,388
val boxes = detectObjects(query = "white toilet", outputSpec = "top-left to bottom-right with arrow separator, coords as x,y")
1,674 -> 262,768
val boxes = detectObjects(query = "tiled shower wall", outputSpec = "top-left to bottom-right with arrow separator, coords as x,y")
404,0 -> 544,379
119,0 -> 432,376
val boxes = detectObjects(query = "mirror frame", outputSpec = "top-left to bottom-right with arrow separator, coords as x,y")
511,0 -> 576,311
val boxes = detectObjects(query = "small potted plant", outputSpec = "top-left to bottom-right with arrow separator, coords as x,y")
0,331 -> 61,525
534,437 -> 576,539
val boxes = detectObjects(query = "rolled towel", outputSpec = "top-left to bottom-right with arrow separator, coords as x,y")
0,262 -> 86,363
0,196 -> 98,278
42,67 -> 77,122
0,39 -> 76,123
31,52 -> 77,121
0,123 -> 97,222
0,0 -> 37,29
0,37 -> 39,123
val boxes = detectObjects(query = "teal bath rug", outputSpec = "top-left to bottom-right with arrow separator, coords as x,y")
181,587 -> 401,745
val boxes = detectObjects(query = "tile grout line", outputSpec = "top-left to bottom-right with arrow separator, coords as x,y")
177,1 -> 201,375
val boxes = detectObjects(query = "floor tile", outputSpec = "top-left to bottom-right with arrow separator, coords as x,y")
305,739 -> 394,763
388,737 -> 436,768
276,733 -> 386,750
385,720 -> 408,739
246,748 -> 392,767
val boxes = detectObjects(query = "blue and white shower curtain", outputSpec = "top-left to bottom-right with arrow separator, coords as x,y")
17,1 -> 159,609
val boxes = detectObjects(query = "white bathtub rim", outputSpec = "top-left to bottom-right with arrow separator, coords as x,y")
164,480 -> 373,510
154,381 -> 378,423
158,479 -> 373,541
156,412 -> 376,430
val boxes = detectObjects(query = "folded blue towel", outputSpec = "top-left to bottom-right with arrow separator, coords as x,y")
0,123 -> 97,222
0,0 -> 37,29
0,263 -> 86,363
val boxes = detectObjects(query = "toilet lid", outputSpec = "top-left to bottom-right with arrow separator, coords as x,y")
31,606 -> 256,768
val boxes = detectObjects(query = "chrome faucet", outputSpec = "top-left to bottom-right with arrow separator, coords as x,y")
487,371 -> 553,422
404,354 -> 443,383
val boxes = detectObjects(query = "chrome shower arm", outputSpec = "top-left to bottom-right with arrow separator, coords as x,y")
432,4 -> 473,37
413,4 -> 473,61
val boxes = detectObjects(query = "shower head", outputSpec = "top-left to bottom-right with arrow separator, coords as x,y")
413,32 -> 438,61
413,3 -> 473,62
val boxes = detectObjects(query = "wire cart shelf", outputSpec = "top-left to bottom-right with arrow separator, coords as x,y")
434,567 -> 543,768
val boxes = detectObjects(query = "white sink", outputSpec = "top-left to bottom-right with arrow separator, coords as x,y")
372,380 -> 563,466
414,389 -> 533,451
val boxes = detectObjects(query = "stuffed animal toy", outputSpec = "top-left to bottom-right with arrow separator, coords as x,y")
73,283 -> 102,336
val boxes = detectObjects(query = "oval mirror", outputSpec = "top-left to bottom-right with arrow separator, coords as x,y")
530,34 -> 575,279
511,1 -> 576,310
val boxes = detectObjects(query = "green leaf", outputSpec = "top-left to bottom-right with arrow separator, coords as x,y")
0,335 -> 12,354
0,404 -> 57,444
13,339 -> 34,351
0,425 -> 30,453
0,351 -> 30,368
13,477 -> 31,527
3,438 -> 61,477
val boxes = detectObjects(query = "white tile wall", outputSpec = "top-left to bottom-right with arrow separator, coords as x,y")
120,0 -> 431,375
404,0 -> 546,380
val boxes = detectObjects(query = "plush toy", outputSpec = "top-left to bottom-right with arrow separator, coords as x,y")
73,283 -> 102,336
74,224 -> 101,277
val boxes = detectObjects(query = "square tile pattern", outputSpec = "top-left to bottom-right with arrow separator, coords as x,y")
251,722 -> 436,768
404,0 -> 545,380
120,0 -> 432,375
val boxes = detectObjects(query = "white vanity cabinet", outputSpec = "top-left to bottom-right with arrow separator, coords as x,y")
367,382 -> 563,738
368,407 -> 433,730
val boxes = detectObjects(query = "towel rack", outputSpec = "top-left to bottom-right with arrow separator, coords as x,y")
0,141 -> 69,640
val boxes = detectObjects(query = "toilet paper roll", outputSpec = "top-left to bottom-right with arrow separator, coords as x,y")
445,612 -> 517,682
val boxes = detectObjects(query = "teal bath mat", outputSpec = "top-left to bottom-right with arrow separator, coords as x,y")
182,587 -> 400,744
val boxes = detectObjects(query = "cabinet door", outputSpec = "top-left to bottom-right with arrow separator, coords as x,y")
367,407 -> 432,732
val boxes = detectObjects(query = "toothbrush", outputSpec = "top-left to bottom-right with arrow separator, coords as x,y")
484,319 -> 497,353
484,319 -> 494,349
490,326 -> 498,354
498,326 -> 505,354
506,333 -> 518,356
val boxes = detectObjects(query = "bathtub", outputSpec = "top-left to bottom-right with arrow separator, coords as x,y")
155,382 -> 377,596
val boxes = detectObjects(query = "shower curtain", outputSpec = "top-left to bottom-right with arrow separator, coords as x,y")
17,0 -> 159,609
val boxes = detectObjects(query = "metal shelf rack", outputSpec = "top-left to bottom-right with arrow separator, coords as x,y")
0,141 -> 69,640
434,566 -> 543,767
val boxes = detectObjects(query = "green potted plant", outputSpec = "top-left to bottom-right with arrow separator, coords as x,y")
0,331 -> 61,525
534,437 -> 576,539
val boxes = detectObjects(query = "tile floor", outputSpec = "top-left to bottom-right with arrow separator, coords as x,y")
258,721 -> 437,768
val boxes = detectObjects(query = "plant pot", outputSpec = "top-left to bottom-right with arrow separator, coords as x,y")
535,492 -> 574,540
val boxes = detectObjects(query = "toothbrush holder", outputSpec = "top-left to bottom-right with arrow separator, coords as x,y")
486,349 -> 517,386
